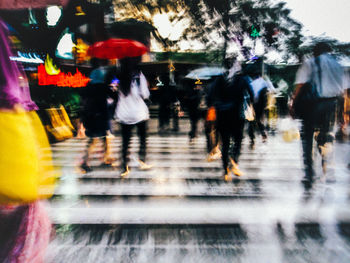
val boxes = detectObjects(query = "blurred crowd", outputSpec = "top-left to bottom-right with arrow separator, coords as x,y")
0,10 -> 349,261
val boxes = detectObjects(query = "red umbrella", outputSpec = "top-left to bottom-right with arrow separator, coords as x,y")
87,38 -> 148,59
0,0 -> 68,9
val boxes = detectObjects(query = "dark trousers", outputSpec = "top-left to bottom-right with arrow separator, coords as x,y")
120,121 -> 147,169
159,103 -> 179,131
300,99 -> 337,175
188,107 -> 206,139
248,89 -> 267,142
217,110 -> 245,171
158,103 -> 171,130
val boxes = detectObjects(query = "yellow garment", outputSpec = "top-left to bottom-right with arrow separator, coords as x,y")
0,110 -> 57,204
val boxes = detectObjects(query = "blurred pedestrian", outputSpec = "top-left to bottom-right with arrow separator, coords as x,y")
80,58 -> 118,172
292,42 -> 346,180
247,69 -> 274,148
210,59 -> 254,180
183,78 -> 206,143
114,56 -> 152,177
0,19 -> 54,263
158,74 -> 179,133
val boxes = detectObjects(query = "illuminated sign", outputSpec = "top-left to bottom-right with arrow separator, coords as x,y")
10,52 -> 44,64
45,55 -> 61,75
37,64 -> 90,88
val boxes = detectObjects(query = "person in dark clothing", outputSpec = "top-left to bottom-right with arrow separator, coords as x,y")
248,74 -> 269,148
80,58 -> 118,172
210,62 -> 254,181
158,74 -> 179,133
292,42 -> 346,182
183,79 -> 207,143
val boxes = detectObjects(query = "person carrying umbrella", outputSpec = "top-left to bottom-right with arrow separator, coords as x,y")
114,56 -> 152,176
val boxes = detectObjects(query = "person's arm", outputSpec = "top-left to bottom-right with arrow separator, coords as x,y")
292,59 -> 312,99
139,72 -> 150,100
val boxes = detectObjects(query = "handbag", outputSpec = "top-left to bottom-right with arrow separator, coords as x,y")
242,89 -> 255,121
244,101 -> 255,121
292,82 -> 318,119
0,110 -> 57,204
206,106 -> 216,121
292,57 -> 321,119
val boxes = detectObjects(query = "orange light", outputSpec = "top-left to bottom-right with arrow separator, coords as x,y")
38,64 -> 90,88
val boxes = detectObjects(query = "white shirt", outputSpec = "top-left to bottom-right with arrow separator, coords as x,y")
250,77 -> 269,102
295,54 -> 345,98
115,72 -> 150,124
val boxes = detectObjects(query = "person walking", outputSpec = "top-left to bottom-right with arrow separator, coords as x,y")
0,19 -> 54,263
292,42 -> 346,181
80,58 -> 117,172
247,71 -> 274,148
114,57 -> 152,177
210,59 -> 254,181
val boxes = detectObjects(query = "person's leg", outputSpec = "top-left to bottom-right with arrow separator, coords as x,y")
232,118 -> 245,164
158,103 -> 167,132
300,119 -> 315,178
315,100 -> 336,174
137,121 -> 152,170
188,105 -> 198,140
172,103 -> 179,132
121,123 -> 133,173
248,120 -> 255,147
255,94 -> 267,140
137,121 -> 147,162
81,137 -> 94,172
217,116 -> 230,173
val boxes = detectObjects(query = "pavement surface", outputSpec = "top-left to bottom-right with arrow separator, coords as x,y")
45,118 -> 350,263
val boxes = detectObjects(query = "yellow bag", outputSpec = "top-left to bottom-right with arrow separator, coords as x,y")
46,107 -> 73,141
0,110 -> 57,204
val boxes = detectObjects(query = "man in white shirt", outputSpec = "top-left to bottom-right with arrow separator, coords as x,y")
293,42 -> 346,181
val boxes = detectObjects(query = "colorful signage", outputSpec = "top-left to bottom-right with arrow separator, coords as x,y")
37,64 -> 90,88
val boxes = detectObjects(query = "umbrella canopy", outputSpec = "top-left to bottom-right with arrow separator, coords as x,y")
0,0 -> 68,9
87,38 -> 148,59
185,66 -> 225,80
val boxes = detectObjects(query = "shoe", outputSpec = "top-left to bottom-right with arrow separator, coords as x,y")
224,168 -> 232,182
138,160 -> 153,170
230,158 -> 243,177
121,166 -> 130,177
249,141 -> 255,150
262,134 -> 267,143
81,162 -> 92,173
207,148 -> 222,162
103,156 -> 116,165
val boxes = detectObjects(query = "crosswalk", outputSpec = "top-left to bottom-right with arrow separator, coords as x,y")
45,127 -> 350,263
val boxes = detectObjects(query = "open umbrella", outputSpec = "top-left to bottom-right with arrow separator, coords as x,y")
185,66 -> 225,80
87,38 -> 148,59
0,0 -> 68,9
